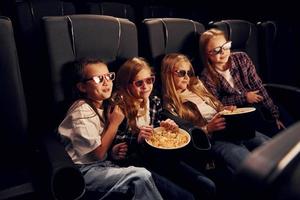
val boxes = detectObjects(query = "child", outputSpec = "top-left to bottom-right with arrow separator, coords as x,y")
112,57 -> 216,200
58,58 -> 165,200
200,28 -> 288,135
160,53 -> 269,174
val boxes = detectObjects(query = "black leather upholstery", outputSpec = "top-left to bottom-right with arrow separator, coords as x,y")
142,18 -> 205,75
43,14 -> 138,105
0,16 -> 85,200
258,21 -> 300,87
237,121 -> 300,200
0,17 -> 34,200
0,16 -> 27,146
13,0 -> 77,131
143,5 -> 179,19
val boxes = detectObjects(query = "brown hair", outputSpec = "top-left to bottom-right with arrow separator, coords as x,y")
115,57 -> 154,133
161,53 -> 223,126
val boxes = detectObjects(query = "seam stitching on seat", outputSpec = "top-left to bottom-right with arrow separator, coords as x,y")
66,16 -> 76,57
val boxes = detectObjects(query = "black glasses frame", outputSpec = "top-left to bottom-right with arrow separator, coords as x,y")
174,70 -> 194,78
132,76 -> 155,87
208,41 -> 232,55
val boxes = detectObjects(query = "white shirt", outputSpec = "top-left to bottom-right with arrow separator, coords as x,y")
216,68 -> 235,89
181,89 -> 217,121
58,100 -> 105,164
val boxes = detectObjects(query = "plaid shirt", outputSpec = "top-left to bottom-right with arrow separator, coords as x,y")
201,52 -> 279,119
113,95 -> 162,154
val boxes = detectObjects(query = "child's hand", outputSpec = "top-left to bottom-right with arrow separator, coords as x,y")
138,125 -> 153,144
108,105 -> 124,126
160,119 -> 179,132
276,119 -> 286,130
111,142 -> 128,160
246,90 -> 263,103
207,113 -> 226,133
222,105 -> 236,112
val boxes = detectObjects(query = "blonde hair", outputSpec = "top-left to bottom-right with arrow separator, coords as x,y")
161,53 -> 223,126
115,57 -> 153,133
200,28 -> 227,85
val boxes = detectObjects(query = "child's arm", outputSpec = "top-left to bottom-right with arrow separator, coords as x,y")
93,105 -> 124,160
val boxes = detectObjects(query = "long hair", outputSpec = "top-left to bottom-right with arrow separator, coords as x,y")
115,57 -> 154,134
161,53 -> 223,126
199,28 -> 227,86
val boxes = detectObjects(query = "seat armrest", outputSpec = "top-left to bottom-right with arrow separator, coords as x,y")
263,83 -> 300,120
39,133 -> 85,200
237,121 -> 300,199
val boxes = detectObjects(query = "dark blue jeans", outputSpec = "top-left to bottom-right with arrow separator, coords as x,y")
145,151 -> 216,200
211,131 -> 269,174
151,171 -> 196,200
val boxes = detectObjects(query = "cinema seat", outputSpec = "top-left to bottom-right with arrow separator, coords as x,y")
142,18 -> 205,75
0,16 -> 84,200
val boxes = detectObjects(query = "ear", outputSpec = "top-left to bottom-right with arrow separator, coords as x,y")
77,82 -> 86,93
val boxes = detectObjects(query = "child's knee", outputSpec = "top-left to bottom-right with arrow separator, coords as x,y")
128,166 -> 152,181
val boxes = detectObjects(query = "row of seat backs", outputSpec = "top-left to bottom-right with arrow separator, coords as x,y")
4,0 -> 276,88
3,0 -> 293,125
9,1 -> 295,83
84,2 -> 184,23
4,0 -> 185,24
43,17 -> 274,116
2,0 -> 194,132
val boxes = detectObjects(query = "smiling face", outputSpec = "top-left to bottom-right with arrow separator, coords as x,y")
172,60 -> 192,93
78,62 -> 113,103
206,35 -> 231,70
129,68 -> 154,101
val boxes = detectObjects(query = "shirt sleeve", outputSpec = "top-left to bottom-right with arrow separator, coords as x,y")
71,117 -> 102,157
201,73 -> 246,106
243,53 -> 280,119
58,104 -> 103,158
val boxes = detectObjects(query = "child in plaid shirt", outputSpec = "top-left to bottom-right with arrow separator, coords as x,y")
200,28 -> 287,135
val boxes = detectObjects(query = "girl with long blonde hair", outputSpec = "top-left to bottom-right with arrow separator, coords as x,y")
161,53 -> 269,174
112,57 -> 216,200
